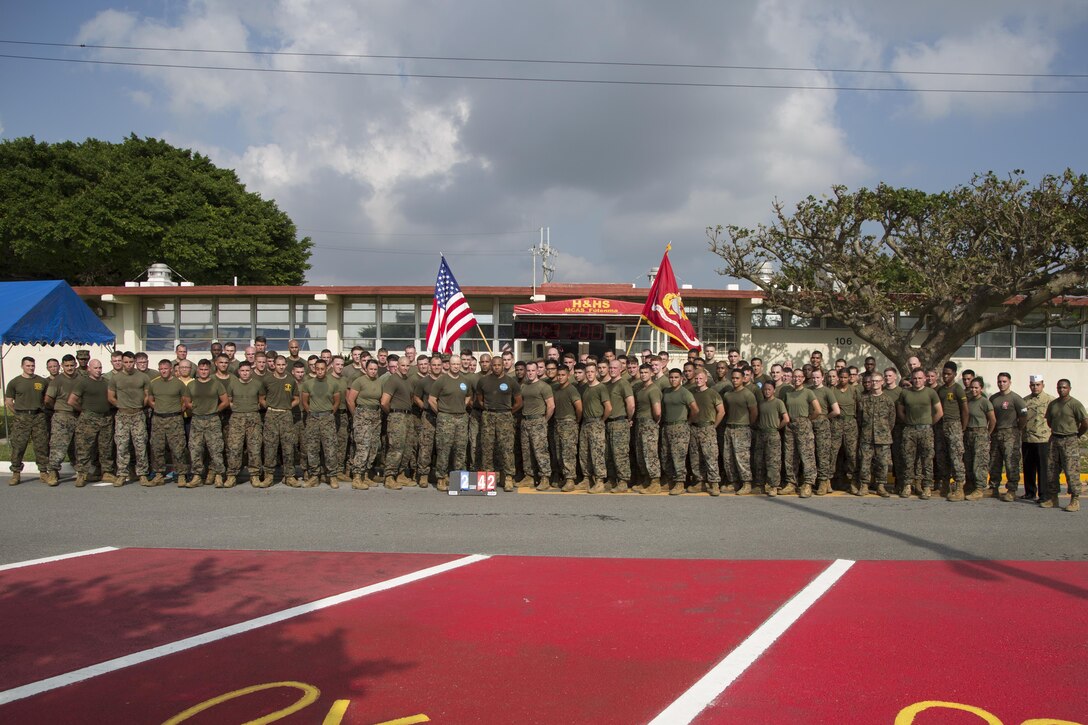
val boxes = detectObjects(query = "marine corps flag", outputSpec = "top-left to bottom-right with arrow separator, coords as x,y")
641,244 -> 701,351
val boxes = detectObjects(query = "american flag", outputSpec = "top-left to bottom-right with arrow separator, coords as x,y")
425,256 -> 478,353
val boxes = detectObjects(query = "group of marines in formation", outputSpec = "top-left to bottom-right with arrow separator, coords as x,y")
4,340 -> 1086,510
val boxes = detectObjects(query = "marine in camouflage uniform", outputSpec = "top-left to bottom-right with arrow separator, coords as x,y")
603,361 -> 634,490
381,357 -> 416,485
429,358 -> 471,490
657,371 -> 695,495
578,369 -> 611,492
261,360 -> 299,486
185,366 -> 226,485
964,383 -> 994,498
412,360 -> 440,486
477,366 -> 522,490
225,366 -> 264,483
718,371 -> 757,492
830,371 -> 860,490
632,366 -> 661,489
70,362 -> 115,484
809,372 -> 838,495
689,373 -> 722,493
519,363 -> 554,488
753,386 -> 786,494
329,363 -> 352,478
989,377 -> 1027,495
108,355 -> 151,484
897,373 -> 941,498
45,358 -> 82,479
857,374 -> 896,497
780,374 -> 818,494
5,360 -> 50,483
148,361 -> 191,483
349,360 -> 384,482
1042,382 -> 1086,510
301,362 -> 341,485
934,368 -> 968,498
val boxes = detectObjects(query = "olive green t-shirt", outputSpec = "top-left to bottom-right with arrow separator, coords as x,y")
351,375 -> 384,409
692,387 -> 722,425
581,383 -> 610,420
148,376 -> 188,414
301,376 -> 337,413
553,384 -> 581,420
227,377 -> 262,413
989,391 -> 1027,430
6,374 -> 47,410
187,378 -> 225,415
329,375 -> 349,410
781,386 -> 816,420
832,385 -> 860,419
342,365 -> 362,386
1045,396 -> 1088,437
71,376 -> 111,415
810,386 -> 837,422
605,377 -> 633,419
966,395 -> 994,429
883,386 -> 902,411
461,372 -> 481,409
263,375 -> 298,410
429,374 -> 471,415
46,372 -> 81,413
520,380 -> 554,417
381,374 -> 413,411
757,397 -> 787,431
898,387 -> 940,426
109,370 -> 150,410
654,375 -> 671,392
661,386 -> 695,424
721,386 -> 757,425
936,383 -> 967,424
634,382 -> 662,420
476,373 -> 520,412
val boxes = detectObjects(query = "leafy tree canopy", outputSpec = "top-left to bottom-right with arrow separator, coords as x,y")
708,170 -> 1088,371
0,134 -> 312,285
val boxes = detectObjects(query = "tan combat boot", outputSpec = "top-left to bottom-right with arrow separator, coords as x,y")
184,476 -> 202,488
875,484 -> 891,498
640,478 -> 662,495
947,487 -> 965,502
222,475 -> 237,488
328,476 -> 340,489
587,477 -> 606,494
74,472 -> 87,488
43,470 -> 59,486
150,473 -> 165,486
573,478 -> 590,491
668,481 -> 684,495
612,480 -> 629,494
384,475 -> 402,490
138,475 -> 153,487
799,483 -> 813,498
436,477 -> 449,492
8,471 -> 21,486
779,483 -> 797,496
285,476 -> 301,488
707,481 -> 721,496
1064,496 -> 1080,512
736,483 -> 752,496
919,486 -> 932,500
535,477 -> 551,492
766,485 -> 778,497
351,474 -> 369,490
815,480 -> 831,496
1039,494 -> 1057,508
302,475 -> 319,488
561,479 -> 577,492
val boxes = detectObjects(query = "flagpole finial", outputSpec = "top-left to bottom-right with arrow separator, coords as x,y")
665,242 -> 672,252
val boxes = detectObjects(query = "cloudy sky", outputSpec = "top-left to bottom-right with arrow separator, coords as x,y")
2,1 -> 1086,288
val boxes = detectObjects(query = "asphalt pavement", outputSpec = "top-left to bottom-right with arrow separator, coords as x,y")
1,474 -> 1082,565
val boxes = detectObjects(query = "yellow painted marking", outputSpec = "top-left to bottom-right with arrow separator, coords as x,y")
1022,720 -> 1084,725
161,681 -> 319,725
895,701 -> 1002,724
322,699 -> 350,725
374,716 -> 430,725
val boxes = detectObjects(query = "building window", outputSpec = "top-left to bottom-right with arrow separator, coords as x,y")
698,303 -> 737,348
750,307 -> 784,328
178,298 -> 214,350
217,300 -> 253,347
465,298 -> 494,346
1013,328 -> 1047,360
1049,327 -> 1083,360
256,298 -> 291,349
954,337 -> 977,360
380,299 -> 417,351
143,299 -> 175,352
293,301 -> 326,351
979,326 -> 1012,359
497,301 -> 515,345
342,298 -> 378,351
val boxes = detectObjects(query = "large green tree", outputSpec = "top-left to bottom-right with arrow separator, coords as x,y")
708,170 -> 1088,371
0,135 -> 312,285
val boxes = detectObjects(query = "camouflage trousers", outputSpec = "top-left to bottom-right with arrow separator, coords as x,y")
47,411 -> 78,472
402,414 -> 419,472
335,411 -> 351,473
891,424 -> 906,487
384,411 -> 413,477
151,414 -> 190,475
554,417 -> 580,482
433,412 -> 467,479
934,420 -> 966,488
689,424 -> 721,484
1046,435 -> 1082,498
466,410 -> 482,470
900,425 -> 935,490
579,418 -> 608,480
351,408 -> 382,476
753,428 -> 782,488
634,418 -> 661,480
520,416 -> 551,478
964,428 -> 990,490
294,418 -> 306,471
263,410 -> 296,473
188,414 -> 225,477
8,411 -> 48,473
661,422 -> 691,484
812,418 -> 833,484
417,413 -> 436,478
784,418 -> 816,487
830,417 -> 858,482
115,411 -> 149,477
605,418 -> 632,483
720,426 -> 752,485
305,412 -> 340,476
75,411 -> 114,476
989,427 -> 1022,487
858,441 -> 891,488
481,411 -> 516,478
226,411 -> 263,476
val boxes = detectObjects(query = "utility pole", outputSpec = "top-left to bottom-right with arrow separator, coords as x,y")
530,226 -> 559,296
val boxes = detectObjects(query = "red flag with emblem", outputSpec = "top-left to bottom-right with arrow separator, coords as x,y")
641,244 -> 702,350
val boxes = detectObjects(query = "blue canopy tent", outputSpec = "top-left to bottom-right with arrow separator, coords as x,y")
1,280 -> 116,441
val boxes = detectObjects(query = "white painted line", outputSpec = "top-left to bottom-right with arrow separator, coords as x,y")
648,558 -> 855,725
0,553 -> 490,706
0,547 -> 119,573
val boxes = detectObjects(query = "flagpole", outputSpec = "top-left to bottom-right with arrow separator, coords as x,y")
476,325 -> 494,356
624,317 -> 643,356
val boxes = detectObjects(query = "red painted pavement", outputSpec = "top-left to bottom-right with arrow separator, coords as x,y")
0,548 -> 458,691
0,557 -> 828,724
694,560 -> 1088,724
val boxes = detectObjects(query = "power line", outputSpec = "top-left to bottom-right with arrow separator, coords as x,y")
299,227 -> 539,238
311,243 -> 525,257
2,39 -> 1085,79
1,53 -> 1083,94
